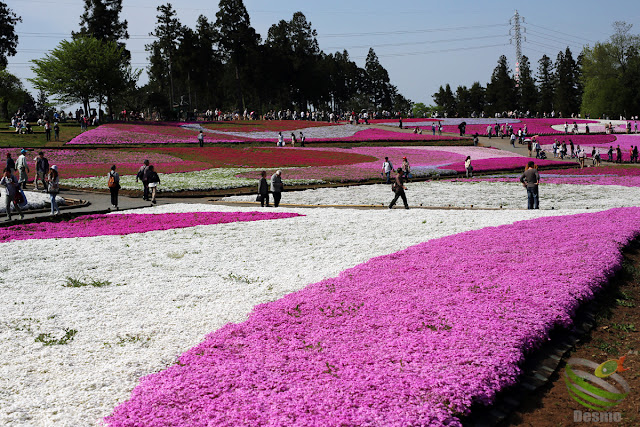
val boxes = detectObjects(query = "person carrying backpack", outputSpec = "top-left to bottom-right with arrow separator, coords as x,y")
107,165 -> 120,209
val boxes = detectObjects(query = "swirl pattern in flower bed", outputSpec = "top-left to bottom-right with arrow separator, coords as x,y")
106,207 -> 640,426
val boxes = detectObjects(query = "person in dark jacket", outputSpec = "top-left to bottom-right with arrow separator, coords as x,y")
136,159 -> 150,200
108,165 -> 120,209
6,153 -> 15,173
147,165 -> 160,205
389,168 -> 409,209
520,161 -> 540,209
258,170 -> 270,207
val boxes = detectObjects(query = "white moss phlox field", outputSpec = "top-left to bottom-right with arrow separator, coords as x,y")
0,203 -> 595,426
224,181 -> 640,209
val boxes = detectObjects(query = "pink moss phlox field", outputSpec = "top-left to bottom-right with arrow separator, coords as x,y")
539,167 -> 640,187
441,118 -> 598,135
0,212 -> 301,243
442,157 -> 574,173
105,208 -> 640,426
67,123 -> 465,145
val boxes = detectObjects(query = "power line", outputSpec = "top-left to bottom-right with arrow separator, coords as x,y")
325,34 -> 507,50
319,23 -> 507,38
352,43 -> 510,59
527,29 -> 586,48
526,22 -> 597,44
526,31 -> 584,49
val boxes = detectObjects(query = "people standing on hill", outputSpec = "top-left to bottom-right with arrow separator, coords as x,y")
0,168 -> 23,221
16,149 -> 29,189
147,165 -> 160,205
46,165 -> 60,215
520,161 -> 540,210
389,168 -> 409,210
258,170 -> 270,207
270,170 -> 284,208
35,151 -> 49,191
53,122 -> 60,141
136,159 -> 150,200
44,120 -> 51,141
107,165 -> 120,209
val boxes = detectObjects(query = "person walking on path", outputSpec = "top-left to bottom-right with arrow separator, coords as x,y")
45,165 -> 60,215
0,168 -> 23,221
277,132 -> 284,147
299,132 -> 305,147
520,161 -> 540,210
107,165 -> 120,209
577,146 -> 586,168
35,151 -> 49,191
53,122 -> 60,141
382,157 -> 393,184
198,130 -> 204,147
16,149 -> 29,190
465,156 -> 473,178
44,120 -> 51,141
258,170 -> 270,207
147,165 -> 160,205
402,156 -> 412,180
270,170 -> 284,207
616,145 -> 623,163
608,146 -> 614,162
389,168 -> 409,210
136,160 -> 150,201
527,139 -> 532,157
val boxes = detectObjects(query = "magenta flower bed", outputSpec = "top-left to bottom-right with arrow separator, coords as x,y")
539,167 -> 640,187
536,134 -> 617,147
0,212 -> 301,243
105,207 -> 640,426
67,123 -> 465,145
442,157 -> 574,173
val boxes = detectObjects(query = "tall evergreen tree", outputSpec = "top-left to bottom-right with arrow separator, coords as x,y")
0,1 -> 21,68
517,55 -> 537,115
554,47 -> 581,116
536,54 -> 555,114
433,84 -> 456,116
485,55 -> 516,114
365,48 -> 392,110
454,85 -> 471,116
214,0 -> 260,110
468,82 -> 486,115
146,3 -> 183,114
74,0 -> 128,43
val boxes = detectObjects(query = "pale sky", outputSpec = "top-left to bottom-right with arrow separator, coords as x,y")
5,0 -> 640,109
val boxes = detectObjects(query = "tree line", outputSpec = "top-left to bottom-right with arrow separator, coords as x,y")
431,21 -> 640,119
0,0 -> 411,121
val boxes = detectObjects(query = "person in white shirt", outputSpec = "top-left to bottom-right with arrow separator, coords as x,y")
382,157 -> 393,184
15,149 -> 29,189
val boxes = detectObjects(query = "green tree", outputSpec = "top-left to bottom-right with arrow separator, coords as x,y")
30,37 -> 138,117
485,55 -> 516,114
214,0 -> 260,110
454,85 -> 471,116
536,54 -> 555,114
517,55 -> 538,115
581,22 -> 640,117
0,68 -> 23,119
74,0 -> 128,43
554,47 -> 581,116
146,4 -> 183,114
0,1 -> 21,68
468,81 -> 486,114
365,48 -> 393,110
433,84 -> 456,116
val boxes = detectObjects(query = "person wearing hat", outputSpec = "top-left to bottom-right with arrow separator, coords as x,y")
402,156 -> 411,180
16,149 -> 29,189
45,165 -> 60,215
270,170 -> 284,208
389,168 -> 409,210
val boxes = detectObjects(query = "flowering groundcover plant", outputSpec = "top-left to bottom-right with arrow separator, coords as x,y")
0,211 -> 302,244
106,207 -> 640,426
440,157 -> 574,174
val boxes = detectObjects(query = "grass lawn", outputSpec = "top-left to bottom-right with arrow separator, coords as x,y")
0,122 -> 91,148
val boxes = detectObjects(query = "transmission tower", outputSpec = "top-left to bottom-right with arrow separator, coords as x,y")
509,10 -> 526,86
